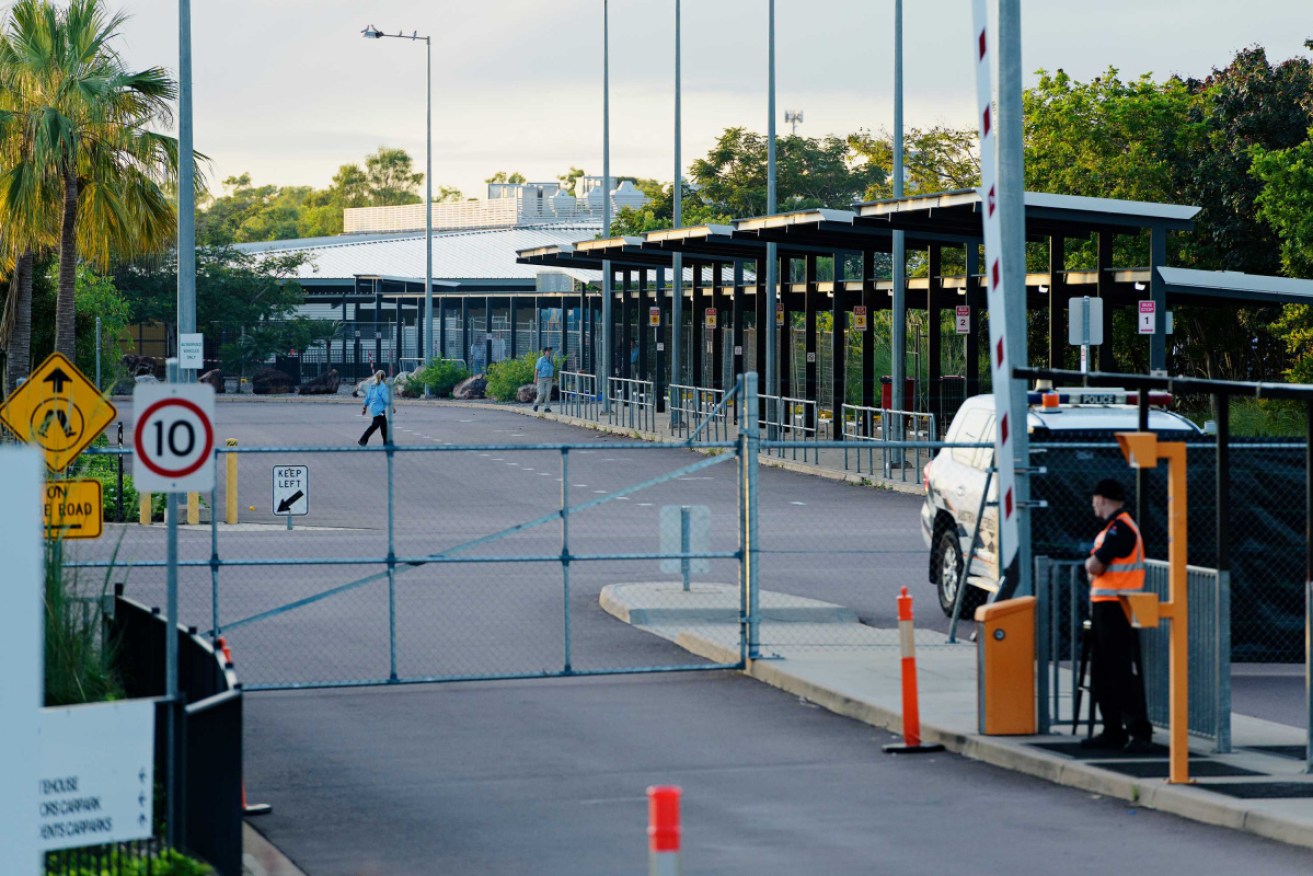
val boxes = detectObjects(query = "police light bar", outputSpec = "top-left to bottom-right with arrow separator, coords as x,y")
1027,388 -> 1173,406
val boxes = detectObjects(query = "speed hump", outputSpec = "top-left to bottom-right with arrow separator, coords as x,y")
132,384 -> 216,493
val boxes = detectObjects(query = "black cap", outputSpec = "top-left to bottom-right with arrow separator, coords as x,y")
1093,478 -> 1126,502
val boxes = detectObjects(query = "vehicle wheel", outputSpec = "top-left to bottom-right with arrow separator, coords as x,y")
934,527 -> 984,618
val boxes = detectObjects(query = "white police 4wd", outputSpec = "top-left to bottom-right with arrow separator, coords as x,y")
920,388 -> 1200,617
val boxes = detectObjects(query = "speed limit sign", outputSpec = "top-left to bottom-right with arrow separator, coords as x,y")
132,384 -> 216,493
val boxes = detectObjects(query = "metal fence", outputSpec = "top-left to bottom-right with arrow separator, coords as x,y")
68,380 -> 761,691
558,371 -> 598,421
607,376 -> 656,433
759,393 -> 819,463
669,383 -> 730,441
839,405 -> 937,484
1035,557 -> 1231,751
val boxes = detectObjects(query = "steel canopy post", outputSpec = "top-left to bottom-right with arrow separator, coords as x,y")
764,1 -> 778,431
601,0 -> 613,413
891,0 -> 906,414
424,34 -> 434,388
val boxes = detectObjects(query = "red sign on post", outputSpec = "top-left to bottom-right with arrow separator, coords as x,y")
955,305 -> 971,334
1138,300 -> 1156,335
853,305 -> 868,332
704,308 -> 717,329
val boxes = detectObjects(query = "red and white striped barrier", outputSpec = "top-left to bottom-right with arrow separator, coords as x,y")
883,587 -> 944,754
647,785 -> 681,875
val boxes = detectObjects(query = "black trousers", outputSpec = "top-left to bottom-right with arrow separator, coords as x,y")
359,414 -> 388,445
1090,601 -> 1152,741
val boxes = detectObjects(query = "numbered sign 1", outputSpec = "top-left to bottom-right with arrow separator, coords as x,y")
1138,300 -> 1156,335
132,384 -> 216,493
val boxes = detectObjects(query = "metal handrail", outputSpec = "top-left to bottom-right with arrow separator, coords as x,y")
840,404 -> 937,484
758,393 -> 819,463
669,383 -> 729,441
608,376 -> 656,433
558,371 -> 598,421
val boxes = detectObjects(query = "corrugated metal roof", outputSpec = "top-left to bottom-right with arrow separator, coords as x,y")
236,225 -> 602,284
1157,267 -> 1313,303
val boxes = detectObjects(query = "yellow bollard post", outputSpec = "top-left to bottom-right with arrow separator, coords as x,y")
139,492 -> 151,526
187,492 -> 199,525
1117,432 -> 1190,784
225,439 -> 239,524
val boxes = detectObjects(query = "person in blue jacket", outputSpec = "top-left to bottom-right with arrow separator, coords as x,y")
358,371 -> 392,445
533,346 -> 555,413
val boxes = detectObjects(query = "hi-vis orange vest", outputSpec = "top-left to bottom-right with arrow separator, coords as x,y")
1090,510 -> 1145,603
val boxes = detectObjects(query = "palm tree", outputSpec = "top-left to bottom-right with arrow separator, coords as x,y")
0,0 -> 179,362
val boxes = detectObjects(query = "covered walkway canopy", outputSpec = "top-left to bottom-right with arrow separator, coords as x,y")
518,190 -> 1313,427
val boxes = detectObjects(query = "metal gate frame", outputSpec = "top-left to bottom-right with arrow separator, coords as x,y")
71,376 -> 762,691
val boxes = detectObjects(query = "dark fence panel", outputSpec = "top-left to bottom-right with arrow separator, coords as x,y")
105,593 -> 243,875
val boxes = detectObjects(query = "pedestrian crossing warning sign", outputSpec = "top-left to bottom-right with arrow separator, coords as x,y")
0,352 -> 117,472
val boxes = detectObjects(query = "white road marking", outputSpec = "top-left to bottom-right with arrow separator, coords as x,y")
791,501 -> 807,506
637,502 -> 653,507
678,477 -> 713,481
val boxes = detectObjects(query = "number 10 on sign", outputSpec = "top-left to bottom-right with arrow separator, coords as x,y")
132,384 -> 216,493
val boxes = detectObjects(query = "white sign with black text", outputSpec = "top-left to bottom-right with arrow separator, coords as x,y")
272,465 -> 309,516
955,305 -> 971,335
177,334 -> 204,370
38,701 -> 154,851
132,384 -> 216,493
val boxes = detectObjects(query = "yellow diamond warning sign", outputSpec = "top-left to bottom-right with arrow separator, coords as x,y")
43,478 -> 103,540
0,352 -> 117,472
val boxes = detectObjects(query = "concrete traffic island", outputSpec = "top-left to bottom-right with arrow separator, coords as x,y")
600,582 -> 1313,850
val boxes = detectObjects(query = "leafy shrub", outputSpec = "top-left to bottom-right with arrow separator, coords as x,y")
485,352 -> 537,401
44,538 -> 123,707
403,358 -> 470,398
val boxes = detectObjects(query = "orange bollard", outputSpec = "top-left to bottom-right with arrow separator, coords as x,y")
215,636 -> 233,666
215,636 -> 273,816
647,786 -> 681,876
883,587 -> 945,754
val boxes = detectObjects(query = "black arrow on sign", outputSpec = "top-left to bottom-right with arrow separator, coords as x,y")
139,768 -> 147,783
43,367 -> 73,395
139,792 -> 147,806
277,490 -> 304,514
139,813 -> 148,827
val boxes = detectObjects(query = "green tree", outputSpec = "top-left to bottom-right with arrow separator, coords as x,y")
365,146 -> 423,206
689,128 -> 884,218
847,126 -> 980,199
0,0 -> 180,360
557,166 -> 586,194
485,170 -> 526,185
436,185 -> 463,202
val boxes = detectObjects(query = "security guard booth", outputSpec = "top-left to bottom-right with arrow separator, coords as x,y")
975,596 -> 1037,735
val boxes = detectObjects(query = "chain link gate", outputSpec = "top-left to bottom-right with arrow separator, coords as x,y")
66,378 -> 760,691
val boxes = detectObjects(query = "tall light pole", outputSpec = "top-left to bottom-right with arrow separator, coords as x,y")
891,0 -> 906,415
672,0 -> 682,398
765,0 -> 778,405
177,0 -> 195,383
601,0 -> 612,411
362,25 -> 434,380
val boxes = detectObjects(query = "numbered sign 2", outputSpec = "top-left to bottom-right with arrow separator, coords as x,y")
132,384 -> 216,493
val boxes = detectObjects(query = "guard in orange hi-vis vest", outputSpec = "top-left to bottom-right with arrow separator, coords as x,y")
1082,479 -> 1154,752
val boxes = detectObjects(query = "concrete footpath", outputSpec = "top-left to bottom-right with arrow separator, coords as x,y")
600,581 -> 1313,851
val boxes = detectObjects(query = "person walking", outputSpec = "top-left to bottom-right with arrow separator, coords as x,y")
1082,478 -> 1154,752
358,371 -> 392,446
533,346 -> 555,413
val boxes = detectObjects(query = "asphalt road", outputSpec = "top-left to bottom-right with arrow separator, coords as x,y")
244,672 -> 1313,876
79,397 -> 1313,873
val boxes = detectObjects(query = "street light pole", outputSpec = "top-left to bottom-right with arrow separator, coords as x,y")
672,0 -> 682,398
362,25 -> 434,386
891,0 -> 906,414
177,0 -> 195,385
765,0 -> 778,405
601,0 -> 613,412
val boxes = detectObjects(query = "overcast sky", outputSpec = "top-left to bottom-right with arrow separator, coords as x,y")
110,0 -> 1310,200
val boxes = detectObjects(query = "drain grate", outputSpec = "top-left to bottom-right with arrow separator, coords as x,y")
1092,760 -> 1261,779
1030,740 -> 1189,761
1196,782 -> 1313,799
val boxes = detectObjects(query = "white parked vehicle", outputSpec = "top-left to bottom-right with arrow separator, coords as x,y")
920,389 -> 1202,617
